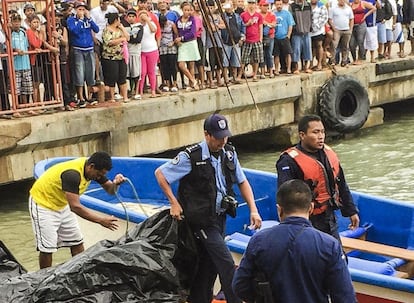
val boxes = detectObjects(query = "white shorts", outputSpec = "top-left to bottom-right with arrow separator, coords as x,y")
393,23 -> 404,43
29,196 -> 83,253
364,26 -> 378,51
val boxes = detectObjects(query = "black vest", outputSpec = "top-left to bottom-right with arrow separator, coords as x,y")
178,143 -> 237,227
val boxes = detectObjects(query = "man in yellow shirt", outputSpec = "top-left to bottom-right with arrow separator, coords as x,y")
29,151 -> 125,269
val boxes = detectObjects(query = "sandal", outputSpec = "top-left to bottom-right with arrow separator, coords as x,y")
252,76 -> 258,82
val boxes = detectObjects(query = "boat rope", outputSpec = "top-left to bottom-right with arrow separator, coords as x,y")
114,177 -> 147,242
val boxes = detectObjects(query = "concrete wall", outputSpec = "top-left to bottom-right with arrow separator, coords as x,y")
1,59 -> 414,184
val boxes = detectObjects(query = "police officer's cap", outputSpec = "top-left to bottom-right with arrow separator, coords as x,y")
204,114 -> 232,139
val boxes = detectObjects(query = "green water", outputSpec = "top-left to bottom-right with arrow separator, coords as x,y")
1,101 -> 414,272
239,102 -> 414,202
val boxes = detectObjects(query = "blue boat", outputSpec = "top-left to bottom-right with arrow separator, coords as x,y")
34,157 -> 414,303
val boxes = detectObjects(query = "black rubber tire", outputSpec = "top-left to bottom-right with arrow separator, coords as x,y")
318,75 -> 370,133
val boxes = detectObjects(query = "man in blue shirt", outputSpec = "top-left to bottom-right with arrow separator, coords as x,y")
67,2 -> 99,107
273,0 -> 295,74
233,179 -> 357,303
155,113 -> 262,303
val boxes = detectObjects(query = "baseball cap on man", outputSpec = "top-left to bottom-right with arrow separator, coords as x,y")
23,3 -> 35,12
259,0 -> 269,5
204,114 -> 232,139
75,1 -> 88,8
223,2 -> 232,9
126,9 -> 137,16
247,0 -> 256,3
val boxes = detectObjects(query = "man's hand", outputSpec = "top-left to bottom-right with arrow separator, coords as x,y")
113,173 -> 126,186
100,215 -> 119,230
170,202 -> 183,220
348,213 -> 360,230
250,212 -> 262,230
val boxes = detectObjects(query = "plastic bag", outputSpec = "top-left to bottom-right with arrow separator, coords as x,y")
0,210 -> 198,303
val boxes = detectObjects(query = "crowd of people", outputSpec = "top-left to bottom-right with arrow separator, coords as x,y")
1,0 -> 414,117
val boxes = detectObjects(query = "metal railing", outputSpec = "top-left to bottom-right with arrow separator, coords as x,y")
1,0 -> 63,118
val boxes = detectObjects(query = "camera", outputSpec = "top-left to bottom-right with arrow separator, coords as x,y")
221,195 -> 238,218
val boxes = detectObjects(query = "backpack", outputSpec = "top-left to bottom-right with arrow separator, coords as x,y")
383,0 -> 393,21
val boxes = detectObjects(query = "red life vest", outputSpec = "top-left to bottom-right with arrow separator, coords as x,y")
285,145 -> 340,215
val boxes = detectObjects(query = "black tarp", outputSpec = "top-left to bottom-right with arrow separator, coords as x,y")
0,240 -> 27,280
0,209 -> 199,302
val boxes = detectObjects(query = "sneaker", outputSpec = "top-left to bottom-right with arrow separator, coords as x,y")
170,87 -> 178,92
162,86 -> 170,92
114,93 -> 123,100
259,75 -> 266,79
78,100 -> 87,108
133,94 -> 141,100
88,100 -> 98,106
65,105 -> 75,111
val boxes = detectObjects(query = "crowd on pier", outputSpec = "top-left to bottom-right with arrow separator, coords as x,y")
1,0 -> 414,117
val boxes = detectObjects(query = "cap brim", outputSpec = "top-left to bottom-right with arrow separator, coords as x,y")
211,129 -> 232,139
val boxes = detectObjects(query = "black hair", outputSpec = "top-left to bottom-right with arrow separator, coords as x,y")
159,14 -> 167,28
180,1 -> 191,9
10,12 -> 22,22
298,114 -> 322,133
87,151 -> 113,170
105,12 -> 119,24
277,179 -> 312,213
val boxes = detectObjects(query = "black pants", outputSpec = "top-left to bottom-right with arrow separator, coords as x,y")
160,54 -> 177,83
188,214 -> 241,303
310,208 -> 340,241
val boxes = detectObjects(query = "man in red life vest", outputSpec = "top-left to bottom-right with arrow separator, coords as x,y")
276,114 -> 360,240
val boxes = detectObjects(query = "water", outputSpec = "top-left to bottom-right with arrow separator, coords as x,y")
239,103 -> 414,202
1,101 -> 414,272
0,181 -> 71,272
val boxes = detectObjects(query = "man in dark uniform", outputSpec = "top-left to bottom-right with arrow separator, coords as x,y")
233,179 -> 357,303
155,113 -> 262,303
276,114 -> 359,240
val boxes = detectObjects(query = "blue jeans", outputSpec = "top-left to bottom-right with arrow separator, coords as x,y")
72,48 -> 95,87
291,33 -> 312,62
260,38 -> 274,69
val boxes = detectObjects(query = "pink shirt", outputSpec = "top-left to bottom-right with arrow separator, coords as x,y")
240,11 -> 263,43
193,14 -> 203,38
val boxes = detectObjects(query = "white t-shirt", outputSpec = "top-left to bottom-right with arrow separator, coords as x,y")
140,22 -> 158,53
90,5 -> 118,42
329,4 -> 354,30
384,0 -> 398,30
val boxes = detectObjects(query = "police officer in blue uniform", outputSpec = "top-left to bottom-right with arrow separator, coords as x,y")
233,179 -> 357,303
155,113 -> 262,303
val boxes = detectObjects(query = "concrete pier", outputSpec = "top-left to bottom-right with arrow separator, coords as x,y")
1,58 -> 413,185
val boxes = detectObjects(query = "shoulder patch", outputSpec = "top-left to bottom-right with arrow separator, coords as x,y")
287,149 -> 299,158
185,144 -> 201,154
